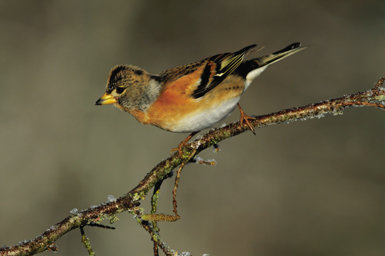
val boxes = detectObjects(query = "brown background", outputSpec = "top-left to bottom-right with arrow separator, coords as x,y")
1,1 -> 385,255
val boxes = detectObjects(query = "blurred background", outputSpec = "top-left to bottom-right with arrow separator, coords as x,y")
1,1 -> 385,255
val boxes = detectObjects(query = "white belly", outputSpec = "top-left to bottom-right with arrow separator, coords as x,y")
170,97 -> 240,132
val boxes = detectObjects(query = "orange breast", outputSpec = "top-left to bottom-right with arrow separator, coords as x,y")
144,69 -> 246,132
146,67 -> 204,130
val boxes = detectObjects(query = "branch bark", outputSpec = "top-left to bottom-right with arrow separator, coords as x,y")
1,78 -> 384,256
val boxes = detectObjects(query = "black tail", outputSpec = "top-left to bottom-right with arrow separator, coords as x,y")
235,42 -> 305,78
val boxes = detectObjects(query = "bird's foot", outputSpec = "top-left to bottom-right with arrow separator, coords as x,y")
171,132 -> 197,156
237,103 -> 256,135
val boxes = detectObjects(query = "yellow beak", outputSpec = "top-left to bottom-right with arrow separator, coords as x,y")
95,93 -> 117,105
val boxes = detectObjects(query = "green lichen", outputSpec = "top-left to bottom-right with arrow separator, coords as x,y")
152,234 -> 158,243
108,215 -> 119,224
81,233 -> 95,256
132,192 -> 142,201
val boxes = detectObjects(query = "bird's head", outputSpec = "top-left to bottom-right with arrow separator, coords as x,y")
95,65 -> 159,112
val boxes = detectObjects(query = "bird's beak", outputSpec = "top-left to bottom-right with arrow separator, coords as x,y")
95,93 -> 117,105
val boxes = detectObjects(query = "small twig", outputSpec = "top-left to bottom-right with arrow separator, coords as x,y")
172,163 -> 184,218
79,223 -> 114,255
136,217 -> 176,256
172,149 -> 197,218
192,156 -> 217,166
151,181 -> 163,256
87,222 -> 116,230
142,149 -> 196,223
80,226 -> 95,256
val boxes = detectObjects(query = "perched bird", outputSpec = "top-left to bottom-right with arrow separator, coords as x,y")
96,43 -> 305,150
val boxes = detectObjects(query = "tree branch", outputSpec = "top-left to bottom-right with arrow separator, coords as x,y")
1,77 -> 384,256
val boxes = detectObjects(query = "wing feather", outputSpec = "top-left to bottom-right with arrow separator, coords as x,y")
191,44 -> 256,98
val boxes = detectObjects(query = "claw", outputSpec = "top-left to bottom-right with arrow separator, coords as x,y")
237,103 -> 256,135
171,132 -> 198,155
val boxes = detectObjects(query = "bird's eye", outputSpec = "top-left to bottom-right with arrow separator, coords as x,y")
107,84 -> 114,92
116,87 -> 125,94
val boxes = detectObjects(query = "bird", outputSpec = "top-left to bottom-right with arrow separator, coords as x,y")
96,42 -> 305,152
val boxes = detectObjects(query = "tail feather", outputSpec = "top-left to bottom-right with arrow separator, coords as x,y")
235,42 -> 305,90
254,42 -> 305,66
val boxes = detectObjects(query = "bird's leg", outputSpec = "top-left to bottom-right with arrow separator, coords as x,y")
237,103 -> 256,135
171,131 -> 198,155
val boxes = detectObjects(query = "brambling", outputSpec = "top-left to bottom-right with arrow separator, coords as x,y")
96,43 -> 305,151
